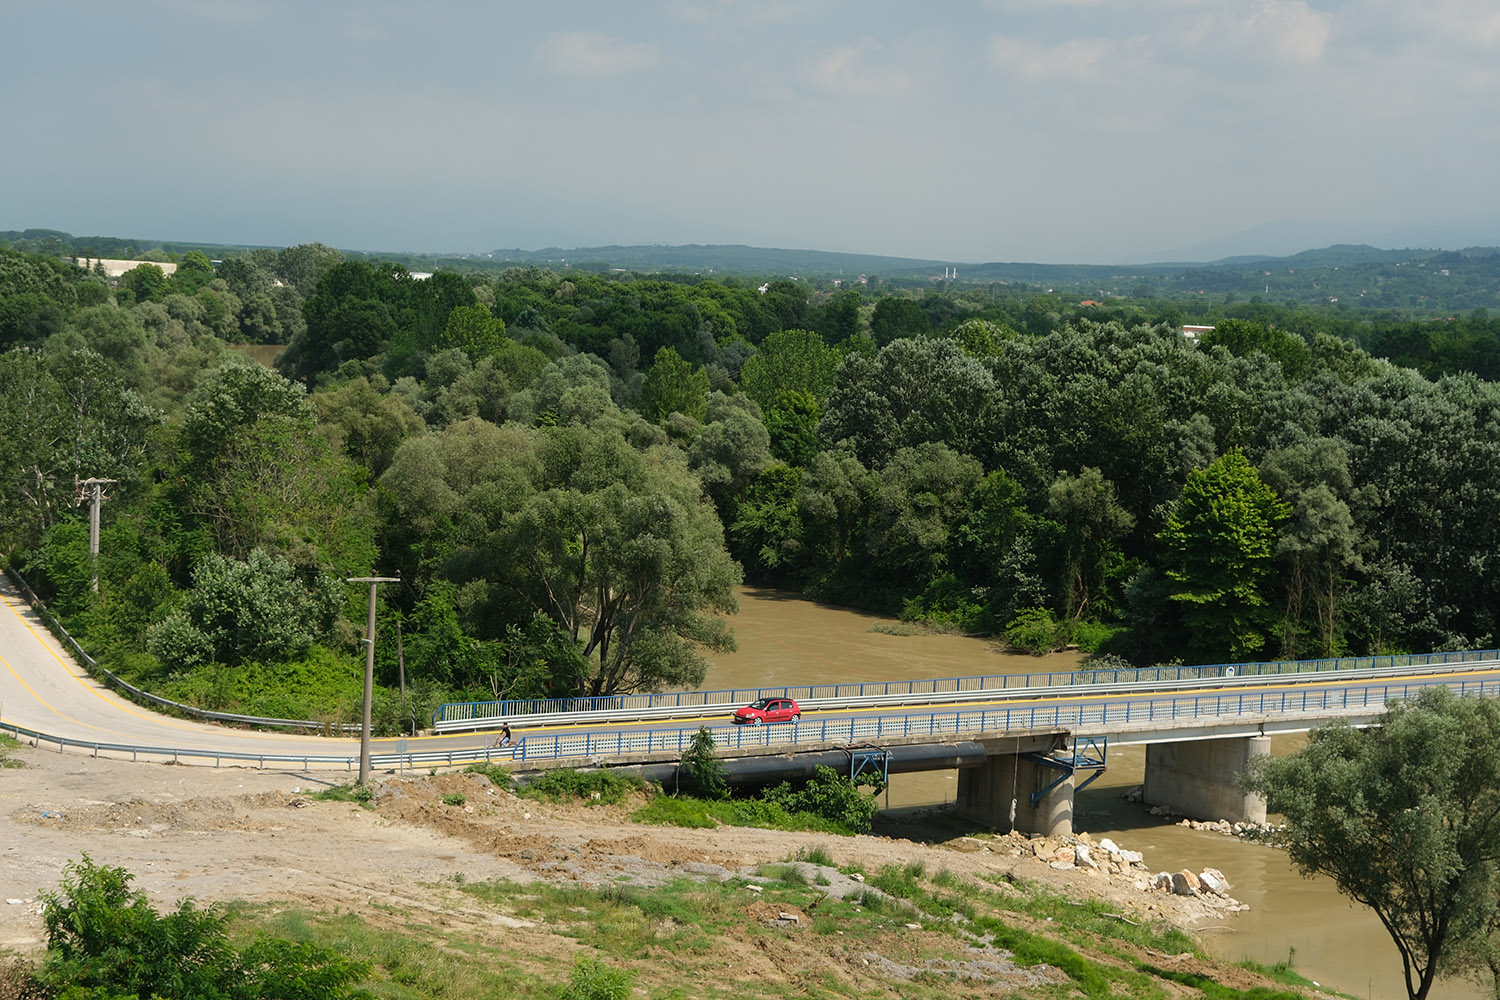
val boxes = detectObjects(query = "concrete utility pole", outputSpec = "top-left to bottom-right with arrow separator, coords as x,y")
77,478 -> 117,592
346,575 -> 399,785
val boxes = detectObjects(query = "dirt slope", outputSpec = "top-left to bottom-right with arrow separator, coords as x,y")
1,744 -> 1313,997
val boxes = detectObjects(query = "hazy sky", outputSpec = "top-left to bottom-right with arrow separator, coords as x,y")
5,1 -> 1498,262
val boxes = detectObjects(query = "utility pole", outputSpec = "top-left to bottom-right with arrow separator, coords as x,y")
346,574 -> 399,785
77,477 -> 116,592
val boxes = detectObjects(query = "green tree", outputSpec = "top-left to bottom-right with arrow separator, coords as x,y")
1242,688 -> 1500,1000
1158,449 -> 1290,661
737,328 -> 842,412
146,548 -> 341,670
1045,467 -> 1134,621
638,346 -> 708,423
681,726 -> 728,799
869,296 -> 929,345
436,303 -> 506,360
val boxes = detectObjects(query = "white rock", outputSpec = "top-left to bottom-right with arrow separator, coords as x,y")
1097,837 -> 1121,857
1170,871 -> 1201,896
1075,844 -> 1098,869
1119,849 -> 1144,865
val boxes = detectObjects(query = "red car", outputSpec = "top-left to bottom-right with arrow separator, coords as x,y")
733,697 -> 801,724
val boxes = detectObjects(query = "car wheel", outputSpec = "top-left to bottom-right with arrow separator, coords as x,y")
753,717 -> 763,725
792,713 -> 800,722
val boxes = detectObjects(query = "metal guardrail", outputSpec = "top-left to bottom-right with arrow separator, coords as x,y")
6,670 -> 1497,771
0,718 -> 517,772
506,674 -> 1500,762
3,565 -> 359,734
433,648 -> 1500,729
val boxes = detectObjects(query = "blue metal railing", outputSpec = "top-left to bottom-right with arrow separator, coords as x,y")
7,672 -> 1498,771
433,648 -> 1500,727
504,673 -> 1500,763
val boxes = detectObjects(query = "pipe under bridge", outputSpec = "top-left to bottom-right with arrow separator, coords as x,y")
594,727 -> 1267,839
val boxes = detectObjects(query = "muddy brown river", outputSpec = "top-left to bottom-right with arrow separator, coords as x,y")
703,586 -> 1484,1000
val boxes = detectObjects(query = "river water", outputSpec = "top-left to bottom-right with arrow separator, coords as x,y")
702,586 -> 1484,1000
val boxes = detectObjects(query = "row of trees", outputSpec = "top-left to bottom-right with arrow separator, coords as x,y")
4,242 -> 1500,725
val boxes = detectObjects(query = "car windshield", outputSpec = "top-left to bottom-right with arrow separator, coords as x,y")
748,699 -> 771,710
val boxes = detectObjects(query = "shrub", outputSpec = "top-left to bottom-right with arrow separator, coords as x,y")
561,956 -> 633,1000
680,727 -> 727,799
37,856 -> 367,999
1005,607 -> 1065,654
761,766 -> 879,834
518,768 -> 644,805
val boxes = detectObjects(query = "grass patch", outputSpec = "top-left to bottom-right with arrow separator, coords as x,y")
463,762 -> 512,789
0,733 -> 24,769
868,621 -> 925,636
757,863 -> 808,886
517,767 -> 645,805
630,792 -> 861,835
305,783 -> 373,805
789,844 -> 835,866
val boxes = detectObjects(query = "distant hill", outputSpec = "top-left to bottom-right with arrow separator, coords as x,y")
6,228 -> 1500,312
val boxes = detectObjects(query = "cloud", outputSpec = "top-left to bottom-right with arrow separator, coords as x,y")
985,34 -> 1115,81
806,39 -> 911,98
537,32 -> 659,77
1239,0 -> 1331,63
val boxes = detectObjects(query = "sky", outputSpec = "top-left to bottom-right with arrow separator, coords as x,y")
4,0 -> 1498,264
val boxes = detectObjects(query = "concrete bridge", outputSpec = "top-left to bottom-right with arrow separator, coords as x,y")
6,570 -> 1498,837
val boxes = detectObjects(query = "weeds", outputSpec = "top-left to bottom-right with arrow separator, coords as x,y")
463,762 -> 511,789
306,783 -> 373,805
518,768 -> 644,805
790,844 -> 835,866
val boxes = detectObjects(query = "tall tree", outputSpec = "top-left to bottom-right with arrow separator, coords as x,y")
1243,687 -> 1500,1000
1158,448 -> 1290,661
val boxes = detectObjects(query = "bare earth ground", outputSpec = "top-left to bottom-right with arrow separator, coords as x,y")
1,744 -> 1316,997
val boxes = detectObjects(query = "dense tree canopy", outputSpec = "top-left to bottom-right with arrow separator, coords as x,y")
9,238 -> 1500,728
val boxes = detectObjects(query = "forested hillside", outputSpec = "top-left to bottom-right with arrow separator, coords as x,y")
4,239 -> 1500,728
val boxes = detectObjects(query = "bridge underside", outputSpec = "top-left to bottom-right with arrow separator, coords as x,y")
582,729 -> 1273,837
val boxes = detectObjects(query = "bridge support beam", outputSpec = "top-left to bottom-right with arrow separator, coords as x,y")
955,752 -> 1073,837
1143,736 -> 1269,824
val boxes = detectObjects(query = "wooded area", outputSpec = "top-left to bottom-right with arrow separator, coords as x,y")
5,236 -> 1500,727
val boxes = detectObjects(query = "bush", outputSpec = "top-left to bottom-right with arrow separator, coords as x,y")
36,856 -> 368,999
561,956 -> 633,1000
1005,607 -> 1066,654
518,768 -> 644,805
761,766 -> 880,834
680,727 -> 727,799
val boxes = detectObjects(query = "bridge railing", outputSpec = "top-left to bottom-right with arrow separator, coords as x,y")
432,648 -> 1500,728
504,673 -> 1500,761
9,672 -> 1498,771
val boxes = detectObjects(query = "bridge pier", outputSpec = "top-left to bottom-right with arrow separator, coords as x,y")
955,752 -> 1074,837
1143,735 -> 1269,824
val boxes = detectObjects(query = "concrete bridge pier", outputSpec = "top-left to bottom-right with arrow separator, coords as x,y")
1143,735 -> 1269,824
955,751 -> 1074,838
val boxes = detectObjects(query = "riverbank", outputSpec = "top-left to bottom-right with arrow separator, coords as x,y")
2,742 -> 1332,999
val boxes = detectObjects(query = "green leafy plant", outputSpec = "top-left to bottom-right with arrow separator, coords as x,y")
680,727 -> 728,799
36,855 -> 368,999
518,768 -> 645,805
442,792 -> 467,806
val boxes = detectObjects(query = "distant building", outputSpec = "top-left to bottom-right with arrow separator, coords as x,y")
1180,324 -> 1214,341
74,257 -> 179,278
